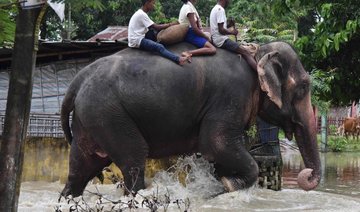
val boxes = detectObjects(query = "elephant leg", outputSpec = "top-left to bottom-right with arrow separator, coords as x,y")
199,121 -> 259,192
61,139 -> 111,197
106,137 -> 147,194
88,117 -> 148,195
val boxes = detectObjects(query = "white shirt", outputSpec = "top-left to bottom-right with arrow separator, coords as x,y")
128,9 -> 154,48
210,4 -> 229,47
178,1 -> 200,27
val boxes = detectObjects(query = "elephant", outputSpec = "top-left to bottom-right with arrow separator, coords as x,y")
60,41 -> 321,197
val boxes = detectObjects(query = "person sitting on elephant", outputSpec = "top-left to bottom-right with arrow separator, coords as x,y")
128,0 -> 191,65
210,0 -> 257,71
178,0 -> 217,59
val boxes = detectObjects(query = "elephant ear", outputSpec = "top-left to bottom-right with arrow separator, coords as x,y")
257,51 -> 283,109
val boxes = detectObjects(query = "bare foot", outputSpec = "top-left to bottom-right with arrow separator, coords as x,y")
178,56 -> 188,66
181,51 -> 192,63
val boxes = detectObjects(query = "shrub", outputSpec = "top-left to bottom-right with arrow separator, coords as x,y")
328,136 -> 347,152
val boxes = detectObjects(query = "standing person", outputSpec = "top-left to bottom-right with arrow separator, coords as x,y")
210,0 -> 257,71
179,0 -> 216,58
128,0 -> 190,65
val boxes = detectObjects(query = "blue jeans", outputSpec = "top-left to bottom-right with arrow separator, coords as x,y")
185,28 -> 207,48
140,38 -> 180,63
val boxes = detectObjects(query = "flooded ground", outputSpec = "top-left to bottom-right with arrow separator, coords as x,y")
282,150 -> 360,198
18,139 -> 360,211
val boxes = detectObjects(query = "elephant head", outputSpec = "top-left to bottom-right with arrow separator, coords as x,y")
255,42 -> 321,191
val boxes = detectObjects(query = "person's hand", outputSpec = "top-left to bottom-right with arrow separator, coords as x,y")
170,22 -> 178,26
203,32 -> 212,42
206,35 -> 212,42
232,28 -> 239,36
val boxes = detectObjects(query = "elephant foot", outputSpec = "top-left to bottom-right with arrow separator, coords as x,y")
60,181 -> 85,198
60,185 -> 74,198
221,176 -> 247,192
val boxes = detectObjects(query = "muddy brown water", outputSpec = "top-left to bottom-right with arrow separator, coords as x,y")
15,139 -> 360,211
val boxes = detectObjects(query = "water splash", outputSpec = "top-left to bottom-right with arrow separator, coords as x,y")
52,155 -> 226,211
134,155 -> 226,210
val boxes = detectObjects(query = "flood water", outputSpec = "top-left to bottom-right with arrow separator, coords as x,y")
282,150 -> 360,198
18,139 -> 360,211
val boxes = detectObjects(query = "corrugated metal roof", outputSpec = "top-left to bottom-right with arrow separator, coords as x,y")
87,26 -> 129,42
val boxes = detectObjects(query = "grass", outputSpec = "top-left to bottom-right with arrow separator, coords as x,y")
317,135 -> 360,152
279,129 -> 360,152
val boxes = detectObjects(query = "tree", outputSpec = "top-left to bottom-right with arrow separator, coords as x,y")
0,4 -> 47,210
278,0 -> 360,105
0,1 -> 17,47
69,0 -> 140,40
228,0 -> 298,43
40,9 -> 65,40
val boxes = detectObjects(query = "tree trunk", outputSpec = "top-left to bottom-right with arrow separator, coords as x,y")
0,5 -> 46,211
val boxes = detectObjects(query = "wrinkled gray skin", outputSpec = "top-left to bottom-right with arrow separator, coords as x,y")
61,42 -> 320,197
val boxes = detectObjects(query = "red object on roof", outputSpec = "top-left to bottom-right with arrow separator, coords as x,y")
87,26 -> 128,42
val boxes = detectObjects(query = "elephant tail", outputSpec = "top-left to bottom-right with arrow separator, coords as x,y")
61,87 -> 76,145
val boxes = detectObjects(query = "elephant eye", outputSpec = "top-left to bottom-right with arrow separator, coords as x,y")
295,82 -> 309,99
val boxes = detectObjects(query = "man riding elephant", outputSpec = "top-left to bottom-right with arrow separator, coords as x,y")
210,0 -> 257,71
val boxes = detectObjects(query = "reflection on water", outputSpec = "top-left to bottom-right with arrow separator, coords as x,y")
282,151 -> 360,198
18,139 -> 360,211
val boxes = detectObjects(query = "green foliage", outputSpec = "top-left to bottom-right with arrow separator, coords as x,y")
278,129 -> 286,139
149,1 -> 169,23
69,0 -> 141,40
245,28 -> 294,43
310,69 -> 333,113
227,0 -> 297,44
40,9 -> 70,41
328,125 -> 337,135
328,136 -> 347,152
193,0 -> 216,24
40,0 -> 143,40
0,0 -> 17,47
246,124 -> 258,139
290,0 -> 360,105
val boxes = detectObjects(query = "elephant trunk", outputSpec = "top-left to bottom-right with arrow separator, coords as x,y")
294,93 -> 321,191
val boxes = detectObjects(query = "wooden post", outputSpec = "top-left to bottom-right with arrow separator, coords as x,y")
0,5 -> 47,211
351,101 -> 357,117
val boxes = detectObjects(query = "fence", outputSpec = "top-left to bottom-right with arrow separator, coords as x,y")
0,113 -> 66,138
1,113 -> 349,138
316,117 -> 346,134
